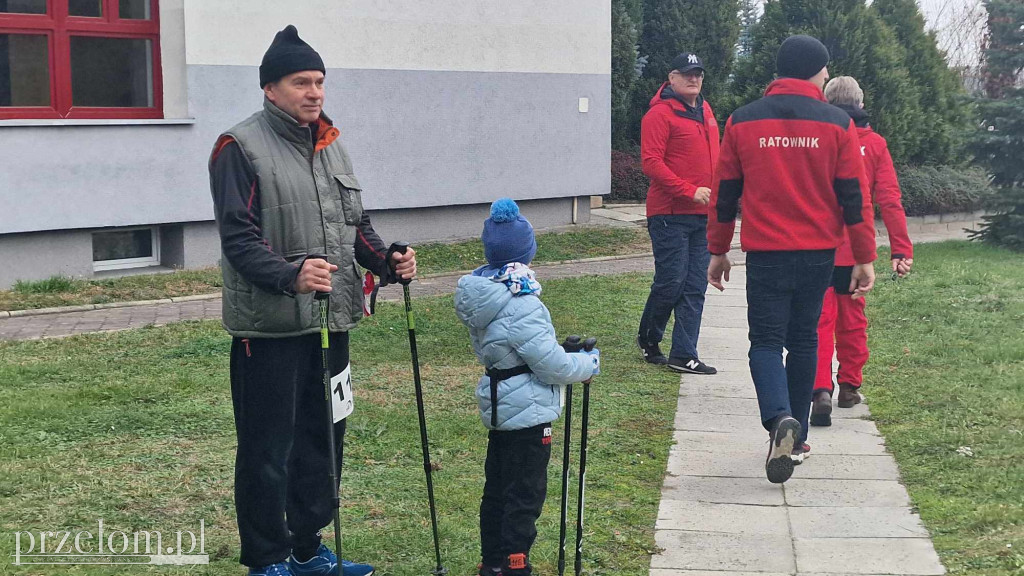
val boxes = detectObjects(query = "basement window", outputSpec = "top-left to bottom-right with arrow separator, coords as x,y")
92,226 -> 160,271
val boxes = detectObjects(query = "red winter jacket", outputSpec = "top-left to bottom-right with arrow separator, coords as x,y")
640,83 -> 720,217
833,106 -> 913,266
707,78 -> 877,264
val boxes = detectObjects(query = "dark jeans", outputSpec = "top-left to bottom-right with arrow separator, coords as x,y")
480,423 -> 552,574
638,214 -> 711,360
746,250 -> 835,443
230,332 -> 350,567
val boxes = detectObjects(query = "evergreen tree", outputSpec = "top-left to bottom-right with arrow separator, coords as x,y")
626,0 -> 741,144
872,0 -> 968,165
727,0 -> 924,163
737,0 -> 760,57
971,1 -> 1024,250
981,0 -> 1024,98
612,0 -> 642,150
969,91 -> 1024,250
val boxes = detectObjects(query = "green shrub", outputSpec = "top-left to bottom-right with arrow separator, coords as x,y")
895,165 -> 994,216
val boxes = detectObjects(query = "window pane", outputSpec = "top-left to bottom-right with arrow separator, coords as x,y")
0,34 -> 50,107
119,0 -> 150,19
70,37 -> 153,107
68,0 -> 102,17
93,230 -> 153,261
0,0 -> 47,14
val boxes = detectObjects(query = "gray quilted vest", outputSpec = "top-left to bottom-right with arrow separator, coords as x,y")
211,99 -> 366,338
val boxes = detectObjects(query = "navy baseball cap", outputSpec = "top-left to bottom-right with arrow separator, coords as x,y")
671,53 -> 704,74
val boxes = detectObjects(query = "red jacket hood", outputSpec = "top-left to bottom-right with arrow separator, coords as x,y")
649,82 -> 710,115
764,78 -> 827,101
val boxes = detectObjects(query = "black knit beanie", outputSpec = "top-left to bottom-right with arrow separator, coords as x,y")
776,34 -> 830,80
259,25 -> 325,87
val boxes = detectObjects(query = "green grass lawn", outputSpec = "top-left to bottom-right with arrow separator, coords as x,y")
0,226 -> 648,313
865,241 -> 1023,576
2,240 -> 1019,576
0,272 -> 676,576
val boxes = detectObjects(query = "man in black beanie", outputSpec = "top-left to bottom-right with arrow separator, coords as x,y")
209,25 -> 416,576
706,34 -> 877,484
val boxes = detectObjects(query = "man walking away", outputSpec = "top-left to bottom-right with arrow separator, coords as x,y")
706,35 -> 877,483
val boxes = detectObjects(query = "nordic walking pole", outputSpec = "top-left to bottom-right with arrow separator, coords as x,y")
313,266 -> 345,563
574,337 -> 597,576
389,242 -> 447,576
558,335 -> 582,576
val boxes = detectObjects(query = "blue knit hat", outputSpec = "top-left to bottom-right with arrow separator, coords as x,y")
482,198 -> 537,268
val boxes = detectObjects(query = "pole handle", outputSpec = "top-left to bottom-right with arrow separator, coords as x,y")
306,253 -> 331,301
387,242 -> 413,286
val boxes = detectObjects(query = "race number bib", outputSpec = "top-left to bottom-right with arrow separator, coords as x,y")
331,364 -> 355,423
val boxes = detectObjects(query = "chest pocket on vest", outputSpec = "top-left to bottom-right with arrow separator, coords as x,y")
333,174 -> 363,225
670,119 -> 704,148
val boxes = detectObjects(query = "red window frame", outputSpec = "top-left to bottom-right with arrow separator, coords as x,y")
0,0 -> 162,119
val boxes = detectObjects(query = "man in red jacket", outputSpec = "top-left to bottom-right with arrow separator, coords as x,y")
810,76 -> 914,427
706,35 -> 877,484
636,52 -> 720,375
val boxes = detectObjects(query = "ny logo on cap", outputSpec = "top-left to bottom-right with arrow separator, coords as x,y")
688,54 -> 699,64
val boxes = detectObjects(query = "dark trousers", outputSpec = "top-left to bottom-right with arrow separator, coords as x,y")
746,250 -> 834,444
230,332 -> 349,567
479,423 -> 552,574
638,214 -> 711,360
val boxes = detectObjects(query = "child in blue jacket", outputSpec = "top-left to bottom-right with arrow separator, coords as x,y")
455,198 -> 600,576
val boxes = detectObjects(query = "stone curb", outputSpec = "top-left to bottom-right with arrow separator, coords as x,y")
3,294 -> 221,319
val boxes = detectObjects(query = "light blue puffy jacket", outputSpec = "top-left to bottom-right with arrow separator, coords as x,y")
454,274 -> 597,431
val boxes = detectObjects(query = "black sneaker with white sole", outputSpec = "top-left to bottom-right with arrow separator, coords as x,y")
637,336 -> 669,365
765,416 -> 800,483
667,357 -> 718,375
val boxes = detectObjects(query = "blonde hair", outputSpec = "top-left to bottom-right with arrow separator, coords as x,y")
824,76 -> 864,108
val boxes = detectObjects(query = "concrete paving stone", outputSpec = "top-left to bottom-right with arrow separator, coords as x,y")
785,455 -> 900,481
668,449 -> 901,481
656,500 -> 789,534
662,475 -> 785,506
828,402 -> 871,419
680,379 -> 757,399
810,417 -> 879,435
666,447 -> 764,478
803,431 -> 887,456
651,571 -> 790,576
674,411 -> 765,434
677,396 -> 761,416
789,507 -> 929,538
652,531 -> 795,573
672,430 -> 768,452
795,538 -> 945,575
691,342 -> 750,361
784,479 -> 910,508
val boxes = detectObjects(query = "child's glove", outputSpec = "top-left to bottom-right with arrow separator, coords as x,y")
586,347 -> 600,376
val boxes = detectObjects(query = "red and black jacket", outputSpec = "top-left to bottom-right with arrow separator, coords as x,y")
707,78 -> 876,264
833,105 -> 913,266
640,83 -> 720,217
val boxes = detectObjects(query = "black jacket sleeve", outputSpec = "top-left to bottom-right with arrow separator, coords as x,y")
354,212 -> 399,285
210,140 -> 300,295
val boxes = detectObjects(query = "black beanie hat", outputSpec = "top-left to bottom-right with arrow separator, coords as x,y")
776,34 -> 830,80
259,25 -> 325,87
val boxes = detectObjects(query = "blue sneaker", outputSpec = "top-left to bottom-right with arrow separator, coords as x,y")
289,544 -> 374,576
249,562 -> 293,576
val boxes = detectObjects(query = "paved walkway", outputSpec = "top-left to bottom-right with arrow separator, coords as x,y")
649,266 -> 945,576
